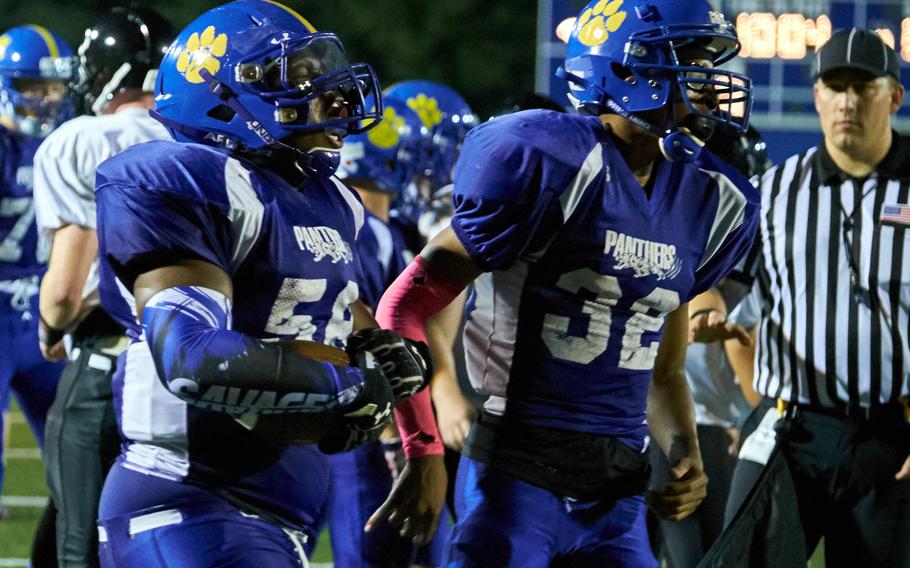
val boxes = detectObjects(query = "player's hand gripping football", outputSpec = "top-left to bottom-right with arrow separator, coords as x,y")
318,351 -> 395,454
346,329 -> 431,403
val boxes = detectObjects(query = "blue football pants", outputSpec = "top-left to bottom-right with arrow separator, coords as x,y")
449,455 -> 657,567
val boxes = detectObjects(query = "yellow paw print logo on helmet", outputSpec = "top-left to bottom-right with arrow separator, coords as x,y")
368,107 -> 407,149
577,0 -> 628,47
407,94 -> 443,129
0,35 -> 11,61
176,26 -> 228,84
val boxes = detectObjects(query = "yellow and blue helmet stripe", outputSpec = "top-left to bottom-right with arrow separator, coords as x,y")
0,24 -> 72,78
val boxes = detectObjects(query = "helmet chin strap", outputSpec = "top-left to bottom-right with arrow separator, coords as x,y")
659,128 -> 706,162
604,94 -> 709,163
659,111 -> 713,162
293,147 -> 341,178
559,67 -> 710,164
162,69 -> 345,178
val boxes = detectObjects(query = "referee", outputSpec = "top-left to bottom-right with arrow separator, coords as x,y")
702,29 -> 910,567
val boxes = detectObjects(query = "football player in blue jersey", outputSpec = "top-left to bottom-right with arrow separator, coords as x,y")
375,1 -> 761,566
339,95 -> 423,309
384,81 -> 477,254
0,24 -> 71,520
92,1 -> 443,566
371,82 -> 478,461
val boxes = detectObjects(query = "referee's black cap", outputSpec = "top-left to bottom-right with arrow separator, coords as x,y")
814,28 -> 900,81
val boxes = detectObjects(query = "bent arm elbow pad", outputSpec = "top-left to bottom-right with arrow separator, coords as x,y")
142,286 -> 365,414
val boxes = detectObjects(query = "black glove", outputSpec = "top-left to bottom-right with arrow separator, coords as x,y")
346,329 -> 431,403
318,351 -> 394,455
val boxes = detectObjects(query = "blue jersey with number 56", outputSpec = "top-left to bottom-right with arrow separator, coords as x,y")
0,125 -> 44,283
95,140 -> 364,526
453,110 -> 759,443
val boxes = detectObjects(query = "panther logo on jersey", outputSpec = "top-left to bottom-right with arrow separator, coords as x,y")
293,226 -> 353,264
604,229 -> 682,280
576,0 -> 627,47
176,25 -> 228,84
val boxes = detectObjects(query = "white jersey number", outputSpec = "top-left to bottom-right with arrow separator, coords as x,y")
541,268 -> 680,367
0,197 -> 34,263
264,278 -> 359,345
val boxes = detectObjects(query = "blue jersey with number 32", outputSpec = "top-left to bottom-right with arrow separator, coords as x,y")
452,110 -> 759,443
95,140 -> 364,526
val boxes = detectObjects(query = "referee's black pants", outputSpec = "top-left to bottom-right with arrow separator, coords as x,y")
44,333 -> 122,568
721,399 -> 910,567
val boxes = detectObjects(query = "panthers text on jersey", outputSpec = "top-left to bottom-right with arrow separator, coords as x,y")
451,110 -> 760,444
95,140 -> 364,527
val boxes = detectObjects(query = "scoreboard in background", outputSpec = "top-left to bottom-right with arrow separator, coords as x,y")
537,0 -> 910,164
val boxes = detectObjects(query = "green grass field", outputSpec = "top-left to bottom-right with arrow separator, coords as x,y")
1,404 -> 825,567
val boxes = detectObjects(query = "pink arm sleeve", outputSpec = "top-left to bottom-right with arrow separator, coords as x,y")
376,255 -> 468,458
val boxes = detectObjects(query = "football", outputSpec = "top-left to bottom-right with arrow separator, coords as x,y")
251,340 -> 350,446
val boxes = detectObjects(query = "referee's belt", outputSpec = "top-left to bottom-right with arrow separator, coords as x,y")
777,398 -> 910,423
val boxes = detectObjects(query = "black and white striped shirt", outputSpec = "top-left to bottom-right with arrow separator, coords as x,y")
744,132 -> 910,408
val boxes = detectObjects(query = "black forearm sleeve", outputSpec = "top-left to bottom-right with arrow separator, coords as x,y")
142,286 -> 365,414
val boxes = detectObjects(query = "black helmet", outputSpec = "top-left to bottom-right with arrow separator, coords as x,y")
72,5 -> 174,115
705,123 -> 772,179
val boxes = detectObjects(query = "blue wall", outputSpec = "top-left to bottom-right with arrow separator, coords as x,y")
761,129 -> 824,166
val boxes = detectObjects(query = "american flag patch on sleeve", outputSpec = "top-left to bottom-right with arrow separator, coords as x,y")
881,204 -> 910,227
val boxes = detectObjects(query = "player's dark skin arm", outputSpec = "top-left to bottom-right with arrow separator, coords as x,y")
646,303 -> 709,521
366,227 -> 481,544
134,259 -> 455,541
133,258 -> 379,329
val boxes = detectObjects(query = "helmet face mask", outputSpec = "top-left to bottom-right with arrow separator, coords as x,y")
0,25 -> 74,137
153,0 -> 382,176
560,0 -> 752,141
251,35 -> 380,138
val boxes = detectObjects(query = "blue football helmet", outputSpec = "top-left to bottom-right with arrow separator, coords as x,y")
153,0 -> 382,177
337,94 -> 425,193
0,25 -> 74,137
558,0 -> 752,158
383,80 -> 476,192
